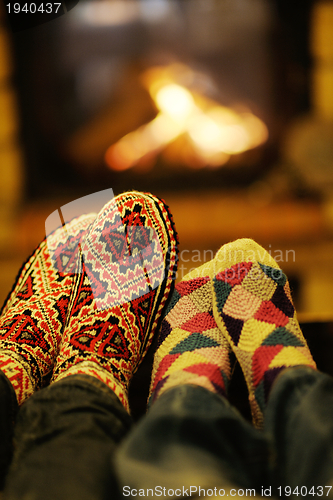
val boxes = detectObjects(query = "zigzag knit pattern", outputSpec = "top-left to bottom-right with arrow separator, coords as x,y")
210,239 -> 316,428
149,262 -> 232,405
52,192 -> 179,412
0,214 -> 96,405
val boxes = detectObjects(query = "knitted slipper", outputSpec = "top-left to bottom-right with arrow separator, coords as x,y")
51,192 -> 179,412
210,238 -> 316,428
0,213 -> 96,405
148,261 -> 232,405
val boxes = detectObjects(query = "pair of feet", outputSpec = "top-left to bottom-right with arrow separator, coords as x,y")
0,192 -> 178,411
0,191 -> 315,427
150,239 -> 316,428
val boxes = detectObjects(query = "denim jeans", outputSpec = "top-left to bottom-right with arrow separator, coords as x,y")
117,367 -> 333,499
2,367 -> 333,499
0,373 -> 17,491
2,375 -> 132,500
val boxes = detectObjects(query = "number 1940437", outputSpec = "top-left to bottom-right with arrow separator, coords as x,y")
6,3 -> 62,14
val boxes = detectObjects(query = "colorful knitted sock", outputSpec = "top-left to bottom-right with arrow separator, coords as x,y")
51,192 -> 179,412
210,238 -> 316,428
0,213 -> 96,405
148,261 -> 232,405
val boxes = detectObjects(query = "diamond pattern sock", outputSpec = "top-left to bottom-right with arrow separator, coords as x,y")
0,214 -> 96,405
51,192 -> 179,412
210,238 -> 316,428
148,261 -> 232,405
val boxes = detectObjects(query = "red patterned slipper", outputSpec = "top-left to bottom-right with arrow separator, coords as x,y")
51,191 -> 179,412
148,261 -> 232,406
0,214 -> 96,405
210,239 -> 316,428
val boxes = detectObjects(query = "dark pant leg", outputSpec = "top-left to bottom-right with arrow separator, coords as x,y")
116,385 -> 270,497
265,367 -> 333,498
3,375 -> 132,500
0,371 -> 18,491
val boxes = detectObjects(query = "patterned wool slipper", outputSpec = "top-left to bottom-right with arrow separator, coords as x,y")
51,192 -> 179,412
210,238 -> 316,428
0,213 -> 96,405
148,261 -> 232,405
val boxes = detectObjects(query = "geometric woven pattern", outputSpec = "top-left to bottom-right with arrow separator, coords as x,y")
211,238 -> 317,428
52,191 -> 179,412
148,261 -> 232,405
0,213 -> 96,405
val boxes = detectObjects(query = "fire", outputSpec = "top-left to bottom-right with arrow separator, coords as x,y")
105,64 -> 268,171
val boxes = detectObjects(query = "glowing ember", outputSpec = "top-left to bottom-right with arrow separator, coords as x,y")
105,64 -> 268,171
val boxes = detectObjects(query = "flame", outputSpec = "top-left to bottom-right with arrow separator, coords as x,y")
156,84 -> 194,122
105,64 -> 268,171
